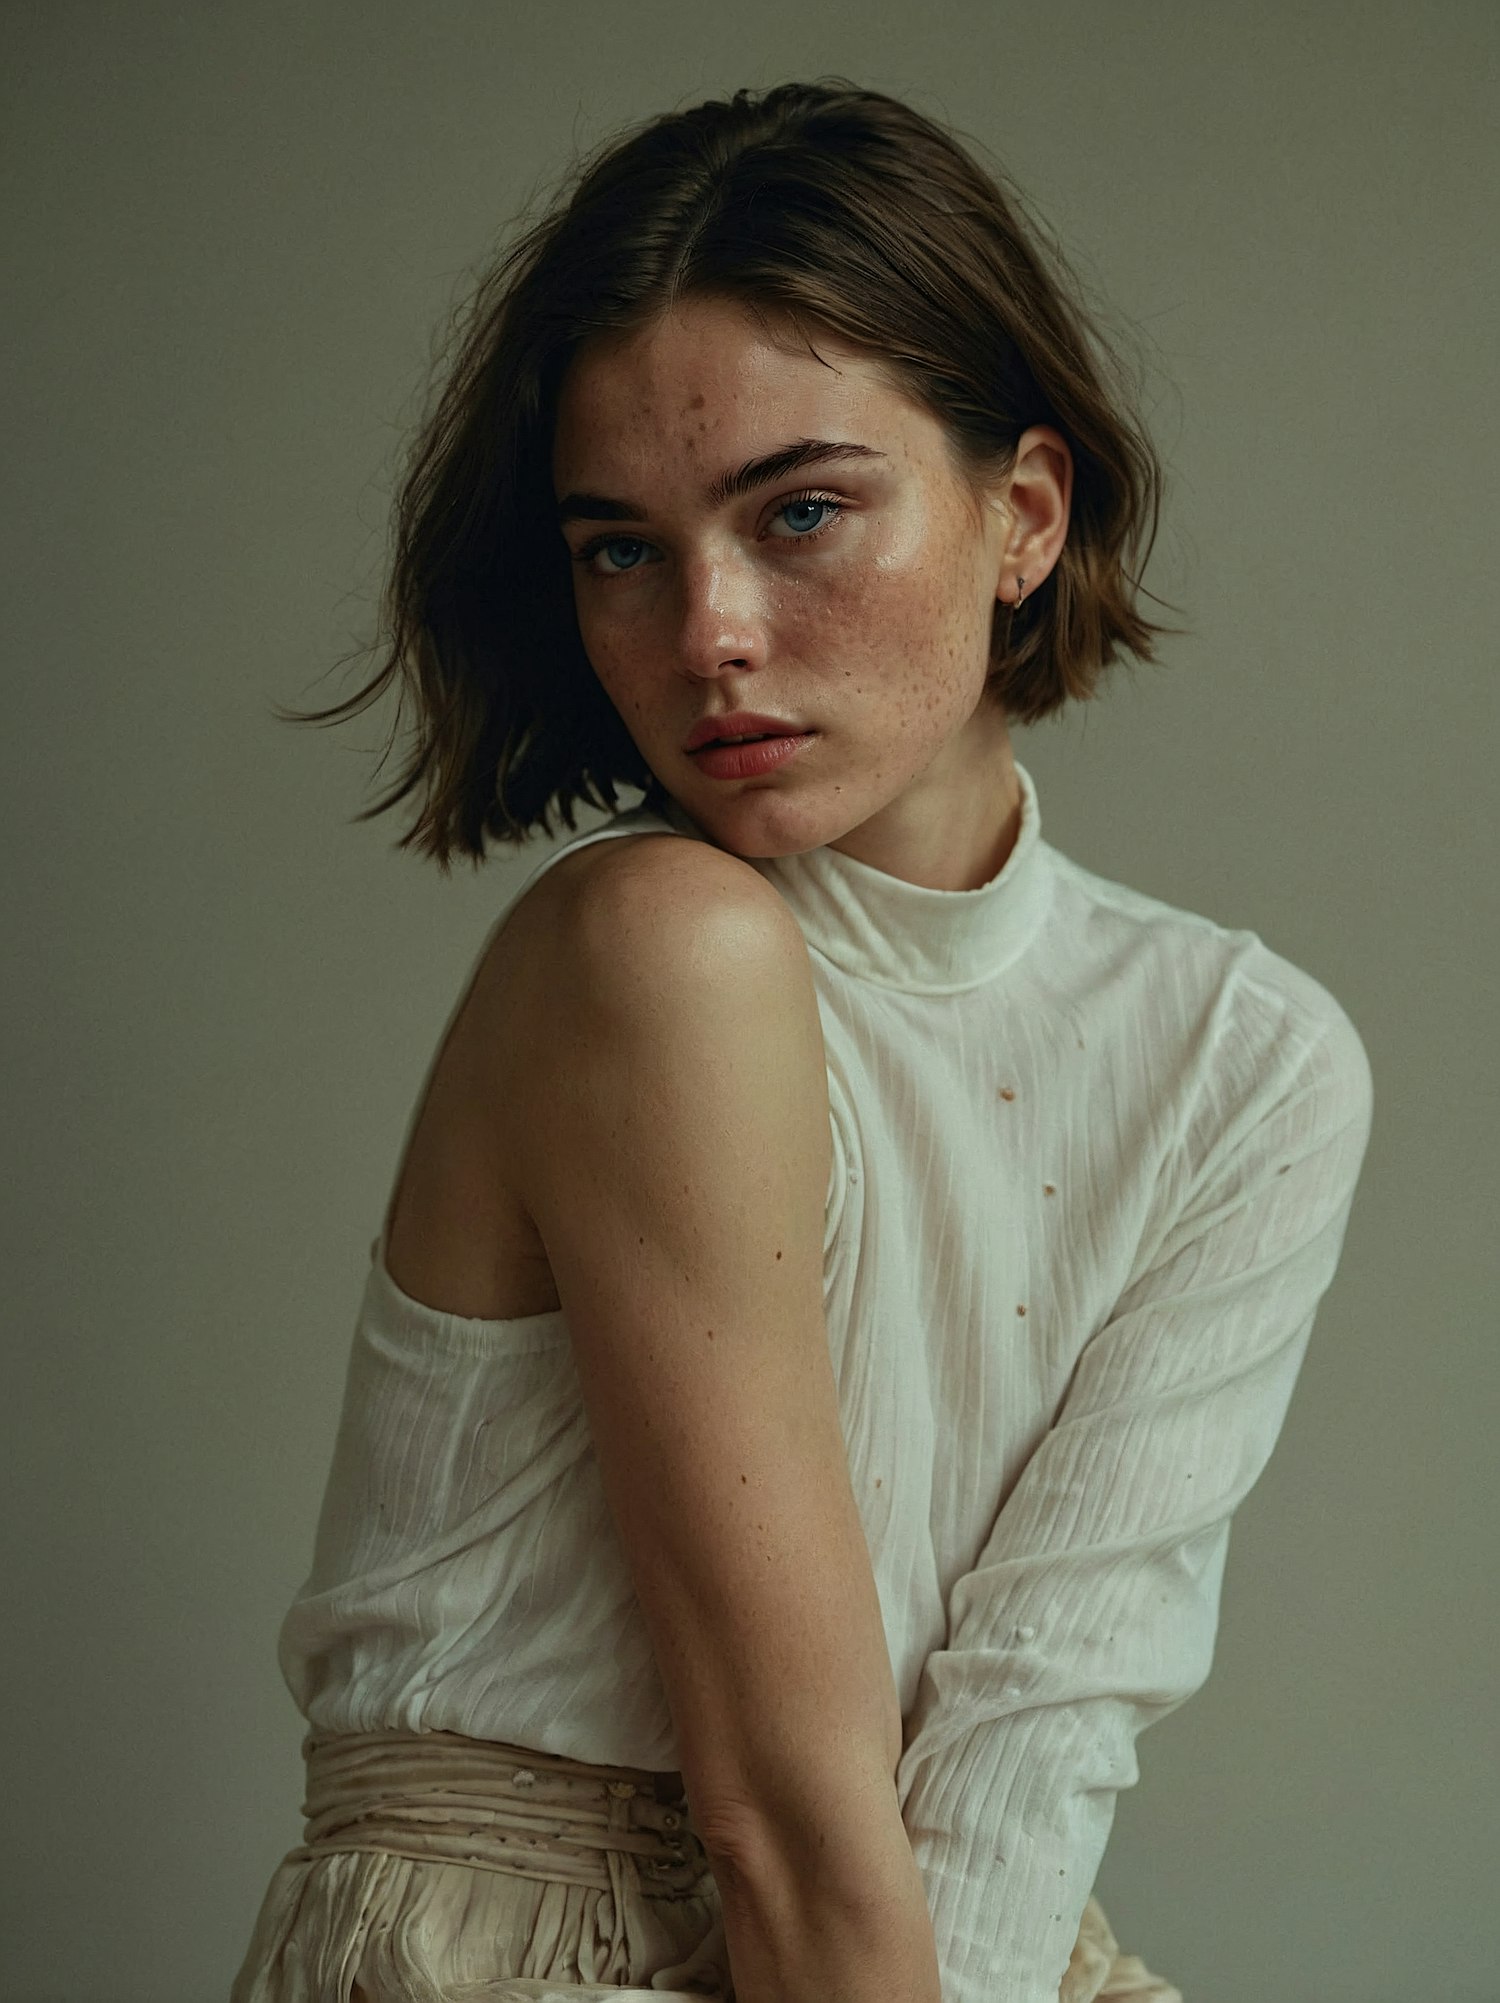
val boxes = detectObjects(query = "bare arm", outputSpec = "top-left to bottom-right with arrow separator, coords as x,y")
503,835 -> 940,2003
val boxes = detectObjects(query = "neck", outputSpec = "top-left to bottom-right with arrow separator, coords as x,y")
828,701 -> 1021,892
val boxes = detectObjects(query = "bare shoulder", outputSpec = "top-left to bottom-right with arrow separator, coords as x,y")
541,827 -> 789,927
501,829 -> 808,1010
462,829 -> 817,1166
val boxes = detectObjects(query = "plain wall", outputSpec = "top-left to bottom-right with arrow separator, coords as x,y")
2,4 -> 1495,1998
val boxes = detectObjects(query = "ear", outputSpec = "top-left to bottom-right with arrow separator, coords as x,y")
989,425 -> 1073,605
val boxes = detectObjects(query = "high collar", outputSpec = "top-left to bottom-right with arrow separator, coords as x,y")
654,760 -> 1051,995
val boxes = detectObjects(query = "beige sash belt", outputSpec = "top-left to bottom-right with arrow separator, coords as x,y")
285,1726 -> 715,1900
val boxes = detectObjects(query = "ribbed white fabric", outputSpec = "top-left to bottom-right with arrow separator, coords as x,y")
276,758 -> 1373,2002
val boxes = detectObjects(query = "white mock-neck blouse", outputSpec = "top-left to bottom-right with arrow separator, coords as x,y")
276,758 -> 1374,2003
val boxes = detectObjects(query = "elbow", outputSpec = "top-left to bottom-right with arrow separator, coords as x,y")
693,1779 -> 939,2003
691,1762 -> 906,1904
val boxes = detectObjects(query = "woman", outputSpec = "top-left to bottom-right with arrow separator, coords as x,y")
232,79 -> 1373,2003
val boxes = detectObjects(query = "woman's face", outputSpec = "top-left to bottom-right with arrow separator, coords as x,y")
551,293 -> 1062,878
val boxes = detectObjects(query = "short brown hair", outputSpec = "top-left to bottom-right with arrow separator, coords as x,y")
279,78 -> 1181,868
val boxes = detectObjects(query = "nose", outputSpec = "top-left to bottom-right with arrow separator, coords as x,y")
673,549 -> 768,679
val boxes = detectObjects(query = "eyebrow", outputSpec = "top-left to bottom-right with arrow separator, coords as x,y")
555,438 -> 887,526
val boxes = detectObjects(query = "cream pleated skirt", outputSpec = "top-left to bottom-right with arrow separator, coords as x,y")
229,1727 -> 1181,2002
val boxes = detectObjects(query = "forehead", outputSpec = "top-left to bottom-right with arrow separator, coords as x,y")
551,296 -> 922,484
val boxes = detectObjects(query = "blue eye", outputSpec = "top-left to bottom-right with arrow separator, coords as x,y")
588,536 -> 648,575
571,491 -> 844,578
772,496 -> 838,537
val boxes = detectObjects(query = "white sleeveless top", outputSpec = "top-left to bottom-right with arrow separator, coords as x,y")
275,759 -> 1373,1999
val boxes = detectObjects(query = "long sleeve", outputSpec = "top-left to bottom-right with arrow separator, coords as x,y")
894,992 -> 1375,2003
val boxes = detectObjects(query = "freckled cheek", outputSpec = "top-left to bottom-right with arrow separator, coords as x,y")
575,589 -> 651,665
840,561 -> 964,672
573,614 -> 651,719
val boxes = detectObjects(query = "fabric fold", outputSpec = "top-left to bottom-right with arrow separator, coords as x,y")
228,1729 -> 732,2001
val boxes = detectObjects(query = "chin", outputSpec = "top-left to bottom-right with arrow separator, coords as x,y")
694,787 -> 859,862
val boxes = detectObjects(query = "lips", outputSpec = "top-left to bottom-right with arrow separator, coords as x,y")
687,729 -> 815,780
684,711 -> 809,752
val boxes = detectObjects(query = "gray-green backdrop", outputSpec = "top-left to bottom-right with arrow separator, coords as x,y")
3,4 -> 1495,1999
